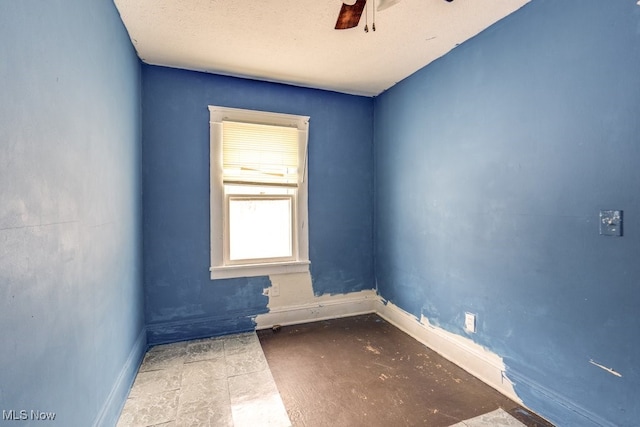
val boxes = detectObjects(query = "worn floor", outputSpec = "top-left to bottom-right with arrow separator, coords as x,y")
117,314 -> 553,427
116,332 -> 290,427
258,314 -> 553,427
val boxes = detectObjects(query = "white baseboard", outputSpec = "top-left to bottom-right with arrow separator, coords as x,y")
255,289 -> 615,426
373,299 -> 521,404
255,290 -> 519,402
254,291 -> 378,330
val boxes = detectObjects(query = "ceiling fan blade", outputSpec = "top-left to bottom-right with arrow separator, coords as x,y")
335,0 -> 367,30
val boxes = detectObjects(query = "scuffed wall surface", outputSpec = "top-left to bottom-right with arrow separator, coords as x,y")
0,1 -> 144,425
142,66 -> 374,344
374,0 -> 640,425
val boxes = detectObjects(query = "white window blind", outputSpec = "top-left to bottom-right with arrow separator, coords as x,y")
222,121 -> 299,187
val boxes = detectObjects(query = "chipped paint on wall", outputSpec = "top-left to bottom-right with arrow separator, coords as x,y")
376,300 -> 522,405
255,272 -> 378,329
142,65 -> 375,344
373,0 -> 640,424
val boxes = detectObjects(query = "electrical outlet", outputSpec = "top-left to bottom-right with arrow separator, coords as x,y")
464,312 -> 477,333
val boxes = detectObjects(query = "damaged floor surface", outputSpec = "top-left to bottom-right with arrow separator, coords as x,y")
257,314 -> 553,427
116,332 -> 289,426
117,314 -> 553,426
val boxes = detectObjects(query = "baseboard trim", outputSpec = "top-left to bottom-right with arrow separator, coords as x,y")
141,291 -> 615,426
254,292 -> 378,330
93,327 -> 147,427
373,299 -> 521,404
506,369 -> 617,427
146,309 -> 265,346
372,298 -> 612,427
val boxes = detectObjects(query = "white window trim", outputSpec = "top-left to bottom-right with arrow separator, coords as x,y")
209,105 -> 310,280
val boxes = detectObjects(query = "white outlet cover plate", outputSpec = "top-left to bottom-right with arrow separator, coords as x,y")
465,312 -> 477,333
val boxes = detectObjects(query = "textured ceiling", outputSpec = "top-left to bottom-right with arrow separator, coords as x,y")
114,0 -> 529,96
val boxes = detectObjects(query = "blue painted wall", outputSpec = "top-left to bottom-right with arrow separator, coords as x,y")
142,66 -> 374,344
374,0 -> 640,425
0,1 -> 144,426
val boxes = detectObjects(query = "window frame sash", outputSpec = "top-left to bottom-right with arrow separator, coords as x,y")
209,105 -> 310,280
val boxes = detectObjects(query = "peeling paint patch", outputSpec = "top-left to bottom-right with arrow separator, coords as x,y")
254,272 -> 377,329
376,300 -> 522,405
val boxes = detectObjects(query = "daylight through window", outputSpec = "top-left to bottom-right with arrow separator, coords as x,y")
209,106 -> 310,279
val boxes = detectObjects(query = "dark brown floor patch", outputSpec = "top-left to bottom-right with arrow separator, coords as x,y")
258,314 -> 553,427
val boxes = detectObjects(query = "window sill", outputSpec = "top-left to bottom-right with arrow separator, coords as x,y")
210,260 -> 310,280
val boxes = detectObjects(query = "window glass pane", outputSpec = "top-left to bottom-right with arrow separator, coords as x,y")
229,198 -> 293,261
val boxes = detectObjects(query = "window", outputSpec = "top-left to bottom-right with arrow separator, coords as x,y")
209,106 -> 310,279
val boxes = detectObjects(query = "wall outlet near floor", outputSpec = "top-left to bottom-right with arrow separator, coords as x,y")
464,312 -> 477,333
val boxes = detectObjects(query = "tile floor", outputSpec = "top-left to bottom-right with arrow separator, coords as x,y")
451,408 -> 526,427
116,332 -> 290,427
117,331 -> 533,427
